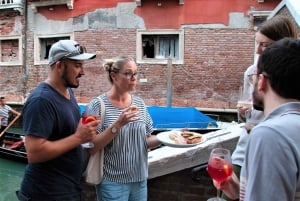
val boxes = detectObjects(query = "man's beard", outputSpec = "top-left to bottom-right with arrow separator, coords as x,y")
62,65 -> 79,88
252,82 -> 264,111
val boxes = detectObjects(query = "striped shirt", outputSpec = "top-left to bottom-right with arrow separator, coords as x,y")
0,105 -> 11,126
89,94 -> 153,183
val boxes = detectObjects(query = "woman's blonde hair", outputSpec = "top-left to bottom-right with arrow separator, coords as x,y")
102,56 -> 134,83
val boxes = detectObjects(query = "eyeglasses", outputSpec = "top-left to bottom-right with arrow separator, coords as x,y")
119,72 -> 139,80
62,44 -> 86,59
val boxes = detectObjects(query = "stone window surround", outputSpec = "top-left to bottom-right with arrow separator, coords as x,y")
30,0 -> 73,13
0,35 -> 22,66
136,29 -> 184,65
33,33 -> 74,65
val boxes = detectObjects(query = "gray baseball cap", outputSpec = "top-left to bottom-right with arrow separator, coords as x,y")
48,40 -> 96,66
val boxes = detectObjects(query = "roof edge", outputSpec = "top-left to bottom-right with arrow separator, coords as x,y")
268,0 -> 300,26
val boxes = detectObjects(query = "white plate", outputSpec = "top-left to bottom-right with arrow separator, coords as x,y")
156,130 -> 206,148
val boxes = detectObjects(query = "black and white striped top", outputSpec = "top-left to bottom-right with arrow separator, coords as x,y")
89,94 -> 153,183
0,105 -> 11,126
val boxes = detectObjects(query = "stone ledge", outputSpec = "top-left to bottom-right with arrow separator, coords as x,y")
148,123 -> 242,179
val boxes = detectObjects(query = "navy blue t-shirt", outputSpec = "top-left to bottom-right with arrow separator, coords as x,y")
20,82 -> 84,199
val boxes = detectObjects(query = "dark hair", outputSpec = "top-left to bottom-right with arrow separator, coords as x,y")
257,38 -> 300,100
258,15 -> 298,40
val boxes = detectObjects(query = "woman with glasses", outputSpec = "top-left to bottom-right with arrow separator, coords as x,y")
87,56 -> 161,201
225,15 -> 298,201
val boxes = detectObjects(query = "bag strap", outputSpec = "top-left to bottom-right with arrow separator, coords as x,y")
97,97 -> 105,129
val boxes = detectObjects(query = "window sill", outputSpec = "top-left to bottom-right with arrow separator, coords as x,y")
137,59 -> 183,65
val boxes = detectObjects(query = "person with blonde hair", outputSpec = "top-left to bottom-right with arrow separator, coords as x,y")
87,56 -> 161,201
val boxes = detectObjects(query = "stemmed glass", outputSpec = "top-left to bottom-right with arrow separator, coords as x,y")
81,104 -> 99,148
207,148 -> 233,201
237,86 -> 253,123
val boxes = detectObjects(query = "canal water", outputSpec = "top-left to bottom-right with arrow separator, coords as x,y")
0,158 -> 26,201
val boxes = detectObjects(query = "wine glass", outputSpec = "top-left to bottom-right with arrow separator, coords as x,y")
207,148 -> 233,201
237,86 -> 253,123
243,108 -> 261,133
81,104 -> 99,148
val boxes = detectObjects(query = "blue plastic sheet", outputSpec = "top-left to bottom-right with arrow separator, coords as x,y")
78,103 -> 87,115
147,106 -> 217,129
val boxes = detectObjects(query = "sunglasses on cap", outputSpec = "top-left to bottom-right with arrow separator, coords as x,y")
62,44 -> 87,59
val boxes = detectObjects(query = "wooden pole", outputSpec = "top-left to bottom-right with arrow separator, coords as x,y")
0,115 -> 21,138
166,57 -> 173,107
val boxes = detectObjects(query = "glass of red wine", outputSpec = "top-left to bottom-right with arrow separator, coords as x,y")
81,104 -> 99,148
207,148 -> 233,201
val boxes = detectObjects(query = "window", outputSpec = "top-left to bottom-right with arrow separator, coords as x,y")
249,11 -> 271,30
253,16 -> 267,29
0,36 -> 22,66
136,29 -> 184,64
34,34 -> 73,65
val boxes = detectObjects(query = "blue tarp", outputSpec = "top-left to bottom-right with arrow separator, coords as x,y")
147,106 -> 218,129
78,104 -> 87,115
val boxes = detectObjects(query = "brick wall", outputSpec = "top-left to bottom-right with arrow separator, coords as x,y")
0,10 -> 24,102
148,166 -> 216,201
1,7 -> 300,109
0,10 -> 255,109
18,28 -> 254,109
82,165 -> 217,201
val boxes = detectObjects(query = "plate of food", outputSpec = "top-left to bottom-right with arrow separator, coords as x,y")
156,130 -> 206,148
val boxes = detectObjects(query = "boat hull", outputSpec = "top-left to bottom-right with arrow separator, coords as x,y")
0,132 -> 27,163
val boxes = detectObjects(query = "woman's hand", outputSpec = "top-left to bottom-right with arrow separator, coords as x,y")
116,106 -> 140,126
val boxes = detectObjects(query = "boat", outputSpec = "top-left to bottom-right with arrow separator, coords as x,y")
0,130 -> 27,163
0,106 -> 226,163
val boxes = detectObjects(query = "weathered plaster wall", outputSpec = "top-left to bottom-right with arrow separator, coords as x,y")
34,0 -> 280,29
29,3 -> 145,34
0,0 -> 284,109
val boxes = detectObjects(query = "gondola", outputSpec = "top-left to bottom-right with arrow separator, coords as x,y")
0,131 -> 27,163
0,106 -> 223,163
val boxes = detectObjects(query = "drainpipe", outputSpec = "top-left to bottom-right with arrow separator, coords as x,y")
22,0 -> 28,101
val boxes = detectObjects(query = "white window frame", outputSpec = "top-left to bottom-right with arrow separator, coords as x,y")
34,33 -> 74,65
0,36 -> 22,66
136,29 -> 184,64
249,11 -> 270,30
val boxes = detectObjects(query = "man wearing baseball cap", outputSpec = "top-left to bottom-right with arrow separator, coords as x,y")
17,40 -> 99,201
48,39 -> 96,66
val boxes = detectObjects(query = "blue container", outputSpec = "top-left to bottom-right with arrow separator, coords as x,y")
147,106 -> 217,129
78,103 -> 87,116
